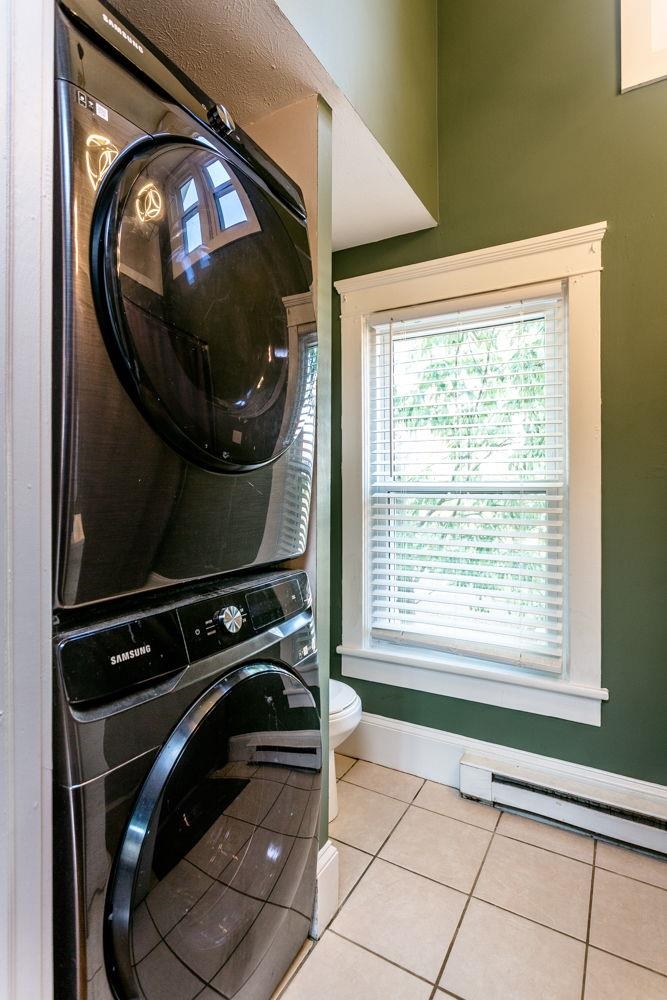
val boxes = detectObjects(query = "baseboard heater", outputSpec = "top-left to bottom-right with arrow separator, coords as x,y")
459,751 -> 667,855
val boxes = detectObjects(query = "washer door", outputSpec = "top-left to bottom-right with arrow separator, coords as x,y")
92,138 -> 316,473
105,662 -> 321,1000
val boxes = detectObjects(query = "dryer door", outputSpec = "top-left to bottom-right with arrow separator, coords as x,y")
105,662 -> 321,1000
92,138 -> 316,473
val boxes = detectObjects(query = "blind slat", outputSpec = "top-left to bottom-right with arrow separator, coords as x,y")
370,567 -> 563,596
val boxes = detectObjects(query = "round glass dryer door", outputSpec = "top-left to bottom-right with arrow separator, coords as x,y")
105,662 -> 322,1000
93,139 -> 316,473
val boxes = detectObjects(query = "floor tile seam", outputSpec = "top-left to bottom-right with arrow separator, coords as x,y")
339,774 -> 424,804
432,817 -> 497,994
586,944 -> 667,980
466,893 -> 593,946
594,836 -> 667,865
409,800 -> 500,834
336,780 -> 415,812
496,829 -> 595,865
326,823 -> 385,923
327,927 -> 435,987
580,839 -> 597,1000
334,756 -> 357,779
328,832 -> 386,856
328,798 -> 409,857
369,800 -> 412,858
325,860 -> 372,925
368,854 -> 469,899
593,862 -> 667,893
329,836 -> 373,864
342,758 -> 426,787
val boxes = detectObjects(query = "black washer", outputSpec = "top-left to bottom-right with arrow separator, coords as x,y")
53,570 -> 321,1000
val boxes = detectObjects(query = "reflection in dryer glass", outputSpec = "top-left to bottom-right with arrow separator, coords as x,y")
112,144 -> 315,470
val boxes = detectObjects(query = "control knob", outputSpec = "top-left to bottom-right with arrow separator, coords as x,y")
217,605 -> 244,634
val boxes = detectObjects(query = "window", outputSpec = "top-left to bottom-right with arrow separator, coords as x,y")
335,223 -> 608,725
205,159 -> 248,230
369,290 -> 565,672
170,153 -> 261,278
180,176 -> 203,253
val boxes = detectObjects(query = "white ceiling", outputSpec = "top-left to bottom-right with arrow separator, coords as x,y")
111,0 -> 436,250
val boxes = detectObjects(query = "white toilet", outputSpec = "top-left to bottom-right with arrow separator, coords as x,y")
328,679 -> 362,820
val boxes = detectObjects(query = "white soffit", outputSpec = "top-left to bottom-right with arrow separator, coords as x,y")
111,0 -> 436,250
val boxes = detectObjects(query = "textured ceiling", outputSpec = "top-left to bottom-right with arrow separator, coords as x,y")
111,0 -> 435,248
111,0 -> 330,124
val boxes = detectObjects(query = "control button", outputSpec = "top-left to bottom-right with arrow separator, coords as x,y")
218,605 -> 244,634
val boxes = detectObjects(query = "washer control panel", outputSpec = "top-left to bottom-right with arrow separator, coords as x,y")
178,572 -> 309,661
55,571 -> 311,708
217,605 -> 244,633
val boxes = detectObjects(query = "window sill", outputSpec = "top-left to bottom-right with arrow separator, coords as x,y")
337,643 -> 608,726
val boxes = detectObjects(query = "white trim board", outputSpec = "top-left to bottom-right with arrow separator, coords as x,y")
312,840 -> 339,938
340,712 -> 667,853
0,0 -> 54,997
335,221 -> 607,313
335,222 -> 606,727
339,648 -> 607,727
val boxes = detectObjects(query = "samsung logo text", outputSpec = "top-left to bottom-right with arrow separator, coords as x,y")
102,12 -> 144,54
110,644 -> 152,666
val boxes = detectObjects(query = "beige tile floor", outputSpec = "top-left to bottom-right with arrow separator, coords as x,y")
277,754 -> 667,1000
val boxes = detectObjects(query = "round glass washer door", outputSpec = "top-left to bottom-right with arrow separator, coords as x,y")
105,662 -> 322,1000
92,138 -> 315,473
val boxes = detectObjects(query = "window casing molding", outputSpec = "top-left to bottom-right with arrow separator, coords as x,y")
335,222 -> 608,726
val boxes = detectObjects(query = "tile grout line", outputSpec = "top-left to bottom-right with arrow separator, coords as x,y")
340,759 -> 667,878
426,809 -> 501,1000
494,829 -> 595,866
584,945 -> 667,980
580,839 -> 597,1000
337,768 -> 667,878
325,769 -> 421,926
332,849 -> 601,952
324,764 -> 667,998
593,863 -> 667,893
328,928 -> 434,987
319,770 -> 433,972
328,841 -> 667,991
332,787 -> 667,947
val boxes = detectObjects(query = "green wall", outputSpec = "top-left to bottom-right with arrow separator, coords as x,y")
331,0 -> 667,785
276,0 -> 438,218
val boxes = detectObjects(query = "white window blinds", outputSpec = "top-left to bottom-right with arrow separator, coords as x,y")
366,286 -> 566,674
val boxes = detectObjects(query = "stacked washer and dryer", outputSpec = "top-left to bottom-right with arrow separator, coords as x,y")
52,3 -> 322,999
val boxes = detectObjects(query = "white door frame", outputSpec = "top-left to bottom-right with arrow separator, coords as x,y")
0,0 -> 54,997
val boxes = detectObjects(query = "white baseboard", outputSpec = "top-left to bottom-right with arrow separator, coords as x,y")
341,712 -> 667,853
312,840 -> 339,938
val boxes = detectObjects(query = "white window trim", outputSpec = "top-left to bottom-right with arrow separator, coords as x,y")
335,222 -> 608,726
